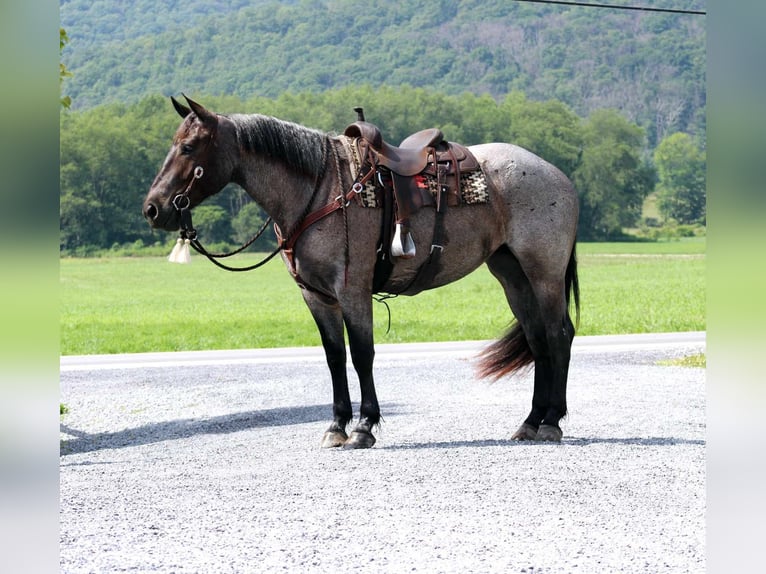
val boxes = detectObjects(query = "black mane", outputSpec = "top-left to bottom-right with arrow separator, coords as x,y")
228,114 -> 328,178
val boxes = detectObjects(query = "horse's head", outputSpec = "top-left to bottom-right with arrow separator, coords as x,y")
142,95 -> 233,231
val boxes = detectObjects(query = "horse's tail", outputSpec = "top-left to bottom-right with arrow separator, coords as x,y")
567,243 -> 580,330
476,322 -> 534,381
477,243 -> 580,381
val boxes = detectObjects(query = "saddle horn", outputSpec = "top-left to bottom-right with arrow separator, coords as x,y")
354,107 -> 365,122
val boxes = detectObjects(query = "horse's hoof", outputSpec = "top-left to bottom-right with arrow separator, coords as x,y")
535,424 -> 563,442
320,430 -> 348,448
511,423 -> 539,441
343,430 -> 376,449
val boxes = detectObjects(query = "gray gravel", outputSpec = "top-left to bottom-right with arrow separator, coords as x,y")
60,333 -> 705,573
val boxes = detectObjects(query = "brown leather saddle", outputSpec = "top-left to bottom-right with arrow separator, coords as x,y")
343,108 -> 482,293
344,119 -> 478,181
344,112 -> 480,256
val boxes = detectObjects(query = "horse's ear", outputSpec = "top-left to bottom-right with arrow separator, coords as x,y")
171,96 -> 191,118
183,94 -> 216,125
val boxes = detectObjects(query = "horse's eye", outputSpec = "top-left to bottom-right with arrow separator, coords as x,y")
180,144 -> 194,155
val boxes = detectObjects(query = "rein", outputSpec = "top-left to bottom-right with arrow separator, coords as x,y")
171,165 -> 283,272
168,115 -> 285,271
170,135 -> 372,274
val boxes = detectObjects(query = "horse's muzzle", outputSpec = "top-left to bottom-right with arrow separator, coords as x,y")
142,200 -> 179,230
143,202 -> 159,222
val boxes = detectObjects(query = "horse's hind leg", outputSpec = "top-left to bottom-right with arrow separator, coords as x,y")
302,291 -> 353,448
485,246 -> 575,441
531,280 -> 575,441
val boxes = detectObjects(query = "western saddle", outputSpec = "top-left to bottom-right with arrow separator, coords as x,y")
343,108 -> 479,261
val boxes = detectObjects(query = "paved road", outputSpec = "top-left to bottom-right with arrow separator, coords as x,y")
60,333 -> 705,573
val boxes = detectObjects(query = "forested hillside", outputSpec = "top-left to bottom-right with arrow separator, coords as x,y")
60,1 -> 706,253
60,0 -> 705,147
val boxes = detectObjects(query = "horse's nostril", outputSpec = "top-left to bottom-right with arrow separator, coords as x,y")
144,203 -> 158,220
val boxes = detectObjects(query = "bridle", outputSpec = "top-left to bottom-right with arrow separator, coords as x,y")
168,121 -> 372,274
169,116 -> 282,272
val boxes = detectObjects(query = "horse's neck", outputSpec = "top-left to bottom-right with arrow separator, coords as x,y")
235,155 -> 320,234
226,113 -> 332,234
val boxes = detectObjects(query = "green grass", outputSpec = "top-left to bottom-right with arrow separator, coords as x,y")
60,238 -> 705,355
659,354 -> 706,368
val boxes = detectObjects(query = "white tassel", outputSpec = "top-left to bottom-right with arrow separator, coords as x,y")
178,238 -> 191,264
168,238 -> 183,263
168,238 -> 192,264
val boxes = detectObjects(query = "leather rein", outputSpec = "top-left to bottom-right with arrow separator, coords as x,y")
171,129 -> 375,274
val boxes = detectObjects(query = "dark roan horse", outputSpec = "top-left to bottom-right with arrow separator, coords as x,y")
143,96 -> 580,448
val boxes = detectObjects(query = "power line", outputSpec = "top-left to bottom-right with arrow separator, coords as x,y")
513,0 -> 706,15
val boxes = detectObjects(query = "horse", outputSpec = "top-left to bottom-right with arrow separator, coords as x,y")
142,95 -> 580,449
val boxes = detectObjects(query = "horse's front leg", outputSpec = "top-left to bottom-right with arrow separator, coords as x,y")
302,291 -> 353,448
341,295 -> 379,449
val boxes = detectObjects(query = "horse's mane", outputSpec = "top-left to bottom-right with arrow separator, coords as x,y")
227,114 -> 328,178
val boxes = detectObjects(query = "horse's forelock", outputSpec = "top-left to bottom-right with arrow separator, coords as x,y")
172,114 -> 207,144
228,114 -> 327,178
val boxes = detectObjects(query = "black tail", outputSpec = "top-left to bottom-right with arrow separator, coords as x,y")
567,243 -> 580,330
477,244 -> 580,381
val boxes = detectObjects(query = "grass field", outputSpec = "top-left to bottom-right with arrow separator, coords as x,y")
60,238 -> 705,355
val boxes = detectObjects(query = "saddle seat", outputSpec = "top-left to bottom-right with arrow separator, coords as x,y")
344,122 -> 445,176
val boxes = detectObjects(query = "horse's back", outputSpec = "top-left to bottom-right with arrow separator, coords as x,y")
469,142 -> 575,205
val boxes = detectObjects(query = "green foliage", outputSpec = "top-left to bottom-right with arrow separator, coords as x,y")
574,109 -> 655,240
502,91 -> 583,177
60,0 -> 705,146
60,28 -> 72,108
232,202 -> 277,251
58,1 -> 706,247
59,104 -> 166,250
59,240 -> 706,355
654,132 -> 706,224
191,205 -> 233,244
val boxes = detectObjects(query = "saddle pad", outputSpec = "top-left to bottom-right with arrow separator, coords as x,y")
339,136 -> 489,208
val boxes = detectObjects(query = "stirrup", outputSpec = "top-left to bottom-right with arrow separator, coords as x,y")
391,224 -> 416,258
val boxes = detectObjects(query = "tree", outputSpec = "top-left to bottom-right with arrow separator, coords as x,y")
653,132 -> 706,225
60,108 -> 157,250
232,202 -> 276,251
574,109 -> 654,240
60,28 -> 72,108
503,91 -> 583,178
191,205 -> 233,245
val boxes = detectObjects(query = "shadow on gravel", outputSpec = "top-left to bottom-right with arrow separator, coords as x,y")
382,436 -> 704,450
60,403 -> 332,456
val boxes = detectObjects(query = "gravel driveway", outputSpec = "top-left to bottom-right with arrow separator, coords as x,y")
60,333 -> 705,573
